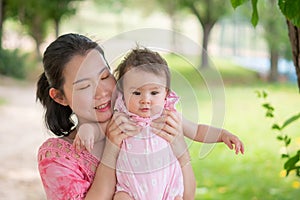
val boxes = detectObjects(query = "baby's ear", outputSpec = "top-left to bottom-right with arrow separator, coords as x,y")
49,88 -> 68,106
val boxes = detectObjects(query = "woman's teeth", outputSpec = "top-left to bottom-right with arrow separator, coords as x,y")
95,102 -> 108,109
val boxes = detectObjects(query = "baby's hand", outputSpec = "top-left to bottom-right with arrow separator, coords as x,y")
73,123 -> 96,152
221,130 -> 245,155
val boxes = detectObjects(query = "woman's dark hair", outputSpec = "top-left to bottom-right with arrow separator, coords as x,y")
36,33 -> 107,136
114,47 -> 170,92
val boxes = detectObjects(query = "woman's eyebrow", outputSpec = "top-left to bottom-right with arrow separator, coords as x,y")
72,67 -> 108,85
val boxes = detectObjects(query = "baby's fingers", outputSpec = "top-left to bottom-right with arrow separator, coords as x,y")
235,141 -> 245,155
73,137 -> 83,152
85,138 -> 94,153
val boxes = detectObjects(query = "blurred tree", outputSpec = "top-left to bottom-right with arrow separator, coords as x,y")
260,0 -> 291,82
0,0 -> 4,50
46,0 -> 82,38
154,0 -> 183,51
5,0 -> 49,58
179,0 -> 233,69
94,0 -> 130,33
231,0 -> 300,90
3,0 -> 82,58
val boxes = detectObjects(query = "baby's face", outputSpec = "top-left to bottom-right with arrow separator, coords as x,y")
122,68 -> 167,118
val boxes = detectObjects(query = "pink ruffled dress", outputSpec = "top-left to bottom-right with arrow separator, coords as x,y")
115,91 -> 184,200
38,138 -> 99,200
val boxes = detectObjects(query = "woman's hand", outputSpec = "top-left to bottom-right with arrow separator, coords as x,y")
150,110 -> 188,161
106,111 -> 141,147
220,130 -> 245,155
101,111 -> 141,168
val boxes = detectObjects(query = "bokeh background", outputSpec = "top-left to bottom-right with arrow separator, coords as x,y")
0,0 -> 299,199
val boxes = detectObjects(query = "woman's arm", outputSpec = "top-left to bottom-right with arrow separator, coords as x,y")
85,112 -> 141,200
183,117 -> 244,154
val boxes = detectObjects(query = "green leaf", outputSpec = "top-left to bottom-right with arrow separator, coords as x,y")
262,103 -> 274,111
281,154 -> 289,158
281,113 -> 300,130
277,135 -> 283,140
266,112 -> 274,118
284,151 -> 300,176
251,0 -> 258,27
262,91 -> 268,98
272,124 -> 281,131
231,0 -> 249,9
278,0 -> 300,27
285,138 -> 291,146
255,90 -> 261,98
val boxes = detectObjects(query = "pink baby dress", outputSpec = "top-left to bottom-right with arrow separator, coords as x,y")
115,91 -> 184,200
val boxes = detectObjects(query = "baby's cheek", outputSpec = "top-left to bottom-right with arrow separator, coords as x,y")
151,104 -> 164,115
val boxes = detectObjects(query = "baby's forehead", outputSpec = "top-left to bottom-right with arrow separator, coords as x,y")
123,70 -> 167,88
129,83 -> 166,90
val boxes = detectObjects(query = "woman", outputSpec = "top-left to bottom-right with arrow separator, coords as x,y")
36,33 -> 197,199
36,33 -> 243,200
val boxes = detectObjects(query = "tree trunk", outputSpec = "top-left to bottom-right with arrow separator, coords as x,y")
269,49 -> 279,82
170,13 -> 179,52
55,19 -> 59,38
201,23 -> 213,69
0,0 -> 3,50
286,20 -> 300,91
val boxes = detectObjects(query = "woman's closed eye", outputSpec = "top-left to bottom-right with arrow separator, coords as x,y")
100,71 -> 110,80
77,84 -> 90,90
74,81 -> 91,90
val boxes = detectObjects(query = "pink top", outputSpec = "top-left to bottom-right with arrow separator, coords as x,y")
38,138 -> 99,200
114,91 -> 184,199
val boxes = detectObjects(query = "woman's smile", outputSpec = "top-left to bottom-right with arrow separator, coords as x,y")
94,101 -> 111,112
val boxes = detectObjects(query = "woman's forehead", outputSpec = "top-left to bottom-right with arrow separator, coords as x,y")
64,49 -> 108,82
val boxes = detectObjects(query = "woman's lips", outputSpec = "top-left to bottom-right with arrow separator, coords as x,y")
95,101 -> 111,112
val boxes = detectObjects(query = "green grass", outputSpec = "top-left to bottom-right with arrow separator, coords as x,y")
165,54 -> 300,199
0,98 -> 5,105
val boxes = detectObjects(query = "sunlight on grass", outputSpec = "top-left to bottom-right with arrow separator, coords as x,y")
164,53 -> 300,200
0,98 -> 6,105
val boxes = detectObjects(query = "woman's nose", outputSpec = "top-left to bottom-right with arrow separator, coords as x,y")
94,81 -> 107,99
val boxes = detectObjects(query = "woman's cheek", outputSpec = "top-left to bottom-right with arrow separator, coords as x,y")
72,89 -> 94,110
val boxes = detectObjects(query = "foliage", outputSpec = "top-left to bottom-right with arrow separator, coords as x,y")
230,0 -> 300,27
5,0 -> 49,49
259,0 -> 291,58
2,0 -> 82,57
0,49 -> 27,79
278,0 -> 300,27
256,90 -> 300,177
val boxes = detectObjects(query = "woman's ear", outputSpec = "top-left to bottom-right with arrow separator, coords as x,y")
49,88 -> 68,106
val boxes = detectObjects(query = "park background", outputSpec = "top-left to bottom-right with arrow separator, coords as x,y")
0,0 -> 299,199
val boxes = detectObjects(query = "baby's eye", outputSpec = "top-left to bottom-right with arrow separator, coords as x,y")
151,91 -> 159,95
132,91 -> 141,95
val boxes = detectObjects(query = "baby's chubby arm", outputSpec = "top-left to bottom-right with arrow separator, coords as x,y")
183,118 -> 244,155
73,123 -> 101,152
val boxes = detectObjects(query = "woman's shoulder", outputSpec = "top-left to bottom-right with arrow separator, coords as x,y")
38,137 -> 99,168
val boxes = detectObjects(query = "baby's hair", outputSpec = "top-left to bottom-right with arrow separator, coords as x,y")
36,33 -> 108,136
114,47 -> 171,92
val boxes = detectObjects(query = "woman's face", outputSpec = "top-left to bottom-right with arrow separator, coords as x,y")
62,49 -> 116,124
